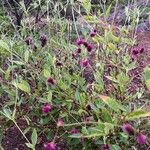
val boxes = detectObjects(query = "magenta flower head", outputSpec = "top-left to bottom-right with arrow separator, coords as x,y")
83,41 -> 88,47
40,34 -> 47,47
101,144 -> 110,150
42,103 -> 52,113
44,142 -> 56,150
122,123 -> 135,135
76,38 -> 85,46
47,77 -> 56,86
140,48 -> 144,53
25,36 -> 33,45
57,118 -> 64,127
137,133 -> 147,145
132,50 -> 138,55
80,59 -> 90,68
56,60 -> 63,67
76,48 -> 82,54
90,29 -> 97,37
70,128 -> 79,134
86,44 -> 93,52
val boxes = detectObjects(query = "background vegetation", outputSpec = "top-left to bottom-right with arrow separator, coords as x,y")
0,0 -> 150,150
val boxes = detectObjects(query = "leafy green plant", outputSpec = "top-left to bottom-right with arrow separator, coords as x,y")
0,0 -> 149,149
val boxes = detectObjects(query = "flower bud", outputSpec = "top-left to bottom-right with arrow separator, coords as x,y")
122,123 -> 135,135
25,36 -> 33,45
47,77 -> 56,86
40,34 -> 47,47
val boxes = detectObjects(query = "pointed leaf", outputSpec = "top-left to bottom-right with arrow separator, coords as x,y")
17,80 -> 31,93
126,110 -> 150,120
31,128 -> 37,146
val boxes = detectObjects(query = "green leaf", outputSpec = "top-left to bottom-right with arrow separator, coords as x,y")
144,67 -> 150,90
111,145 -> 122,150
126,110 -> 150,120
69,133 -> 104,138
144,67 -> 150,80
0,108 -> 12,120
24,50 -> 29,62
99,95 -> 126,112
43,68 -> 51,78
31,128 -> 37,146
106,4 -> 112,18
13,61 -> 25,65
47,91 -> 52,103
82,0 -> 91,15
17,80 -> 31,93
0,40 -> 9,50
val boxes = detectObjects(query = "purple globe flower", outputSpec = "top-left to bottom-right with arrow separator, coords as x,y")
90,29 -> 97,37
140,48 -> 144,53
47,77 -> 56,86
42,104 -> 52,113
76,38 -> 85,46
80,59 -> 90,68
56,60 -> 63,67
137,133 -> 147,145
122,123 -> 135,135
83,41 -> 88,47
70,128 -> 79,134
101,144 -> 110,150
132,50 -> 139,55
57,118 -> 64,127
76,48 -> 81,54
86,44 -> 93,52
44,142 -> 56,150
90,32 -> 96,37
25,36 -> 33,45
72,53 -> 77,59
40,34 -> 47,47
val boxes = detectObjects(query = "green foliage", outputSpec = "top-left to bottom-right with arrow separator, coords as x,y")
0,0 -> 149,149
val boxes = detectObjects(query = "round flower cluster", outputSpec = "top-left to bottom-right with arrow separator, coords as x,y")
122,123 -> 147,145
